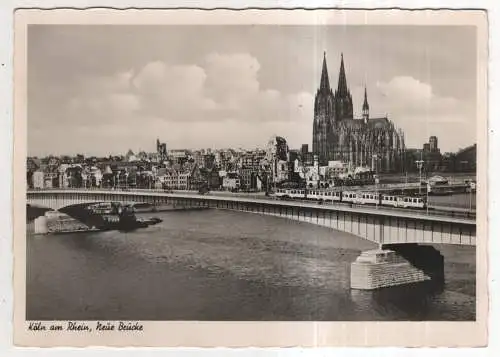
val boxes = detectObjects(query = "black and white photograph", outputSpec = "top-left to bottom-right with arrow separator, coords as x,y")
13,8 -> 488,347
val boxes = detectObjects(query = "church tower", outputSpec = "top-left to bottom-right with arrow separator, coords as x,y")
313,52 -> 335,164
334,53 -> 354,121
362,86 -> 369,123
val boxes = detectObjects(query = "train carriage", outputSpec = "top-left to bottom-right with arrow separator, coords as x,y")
274,188 -> 288,199
342,191 -> 358,203
306,189 -> 321,201
291,189 -> 306,199
320,190 -> 342,203
381,194 -> 399,207
396,196 -> 427,209
354,192 -> 381,205
273,188 -> 426,210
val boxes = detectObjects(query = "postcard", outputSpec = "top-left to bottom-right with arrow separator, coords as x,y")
13,8 -> 488,347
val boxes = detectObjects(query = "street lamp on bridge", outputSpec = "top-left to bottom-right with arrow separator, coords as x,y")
372,154 -> 380,208
415,152 -> 424,195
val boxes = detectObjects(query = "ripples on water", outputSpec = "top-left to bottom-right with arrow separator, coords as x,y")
27,209 -> 476,321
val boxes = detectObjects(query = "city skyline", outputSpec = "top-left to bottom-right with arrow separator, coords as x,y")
28,25 -> 477,156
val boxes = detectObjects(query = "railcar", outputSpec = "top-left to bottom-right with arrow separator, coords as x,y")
272,188 -> 426,209
274,188 -> 306,200
354,192 -> 380,205
395,196 -> 427,209
342,191 -> 358,203
381,194 -> 399,207
318,190 -> 342,203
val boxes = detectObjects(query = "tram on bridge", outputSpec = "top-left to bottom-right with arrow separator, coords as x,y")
272,188 -> 427,209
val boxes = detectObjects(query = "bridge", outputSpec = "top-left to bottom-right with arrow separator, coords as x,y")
27,189 -> 477,289
27,188 -> 475,246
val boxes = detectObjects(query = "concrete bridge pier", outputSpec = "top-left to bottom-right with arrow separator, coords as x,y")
350,244 -> 444,290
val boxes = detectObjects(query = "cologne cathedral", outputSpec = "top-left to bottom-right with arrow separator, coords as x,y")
312,52 -> 405,172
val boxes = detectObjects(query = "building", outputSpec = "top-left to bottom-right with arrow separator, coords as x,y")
312,52 -> 405,171
44,172 -> 58,189
156,138 -> 167,161
159,169 -> 191,190
203,154 -> 216,170
222,172 -> 240,191
191,150 -> 205,168
265,136 -> 289,184
206,169 -> 221,190
168,149 -> 189,163
423,136 -> 440,153
327,160 -> 349,177
421,136 -> 442,171
33,171 -> 45,189
240,150 -> 265,170
429,136 -> 439,152
303,155 -> 320,188
58,164 -> 70,188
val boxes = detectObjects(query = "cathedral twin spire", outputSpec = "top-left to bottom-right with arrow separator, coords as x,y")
313,52 -> 401,169
336,53 -> 349,97
318,51 -> 368,122
319,51 -> 331,92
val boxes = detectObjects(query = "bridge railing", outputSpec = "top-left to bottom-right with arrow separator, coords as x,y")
27,187 -> 476,221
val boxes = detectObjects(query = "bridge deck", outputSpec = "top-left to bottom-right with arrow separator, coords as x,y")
27,189 -> 477,246
27,189 -> 475,225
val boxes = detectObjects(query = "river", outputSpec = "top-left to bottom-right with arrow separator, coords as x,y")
26,209 -> 476,321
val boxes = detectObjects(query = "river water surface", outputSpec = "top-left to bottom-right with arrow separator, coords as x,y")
27,209 -> 476,321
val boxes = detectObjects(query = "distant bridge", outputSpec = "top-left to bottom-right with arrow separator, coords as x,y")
27,189 -> 476,247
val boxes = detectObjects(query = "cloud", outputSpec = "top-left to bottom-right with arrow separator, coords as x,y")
63,52 -> 314,127
30,57 -> 475,156
204,52 -> 261,108
375,76 -> 463,122
29,52 -> 317,155
131,61 -> 218,120
358,76 -> 476,151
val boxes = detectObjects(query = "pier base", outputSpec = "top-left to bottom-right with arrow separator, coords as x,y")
33,216 -> 49,234
350,245 -> 444,290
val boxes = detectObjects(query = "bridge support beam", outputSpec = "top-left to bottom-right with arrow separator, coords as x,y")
350,244 -> 444,290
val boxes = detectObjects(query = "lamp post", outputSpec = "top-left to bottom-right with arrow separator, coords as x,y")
373,154 -> 379,208
468,181 -> 474,213
415,152 -> 424,195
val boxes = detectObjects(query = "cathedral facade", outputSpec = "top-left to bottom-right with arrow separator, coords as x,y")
312,53 -> 405,172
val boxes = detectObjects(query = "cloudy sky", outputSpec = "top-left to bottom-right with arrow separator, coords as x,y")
28,25 -> 477,156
